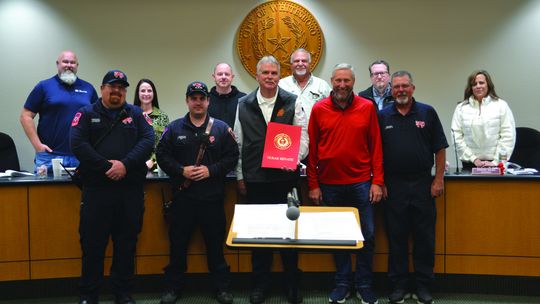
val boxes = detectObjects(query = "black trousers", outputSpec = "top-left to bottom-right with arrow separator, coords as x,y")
163,194 -> 230,291
245,181 -> 301,291
79,184 -> 144,297
384,174 -> 436,290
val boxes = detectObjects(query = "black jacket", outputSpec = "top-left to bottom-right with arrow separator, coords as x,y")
156,114 -> 239,201
208,86 -> 246,129
70,100 -> 154,186
358,85 -> 393,112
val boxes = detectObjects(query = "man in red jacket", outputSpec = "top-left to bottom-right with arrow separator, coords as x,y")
308,63 -> 384,304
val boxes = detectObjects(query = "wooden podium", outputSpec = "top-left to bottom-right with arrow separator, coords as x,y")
226,206 -> 363,250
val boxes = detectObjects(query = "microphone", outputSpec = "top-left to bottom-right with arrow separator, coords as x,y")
450,129 -> 461,175
286,188 -> 300,221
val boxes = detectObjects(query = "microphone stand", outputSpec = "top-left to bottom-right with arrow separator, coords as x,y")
451,129 -> 462,175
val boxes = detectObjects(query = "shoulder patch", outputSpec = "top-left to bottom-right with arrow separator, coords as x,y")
71,112 -> 82,127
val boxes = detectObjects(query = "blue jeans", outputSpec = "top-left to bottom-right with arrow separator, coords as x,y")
34,151 -> 80,174
320,181 -> 375,289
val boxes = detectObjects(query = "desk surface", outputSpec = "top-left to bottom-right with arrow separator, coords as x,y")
226,206 -> 363,250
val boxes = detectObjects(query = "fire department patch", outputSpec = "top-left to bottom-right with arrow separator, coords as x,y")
71,112 -> 82,127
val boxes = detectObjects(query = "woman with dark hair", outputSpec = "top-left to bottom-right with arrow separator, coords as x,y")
451,70 -> 515,170
134,78 -> 170,170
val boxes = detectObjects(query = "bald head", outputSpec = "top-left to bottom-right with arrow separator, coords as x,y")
212,63 -> 235,94
56,50 -> 79,76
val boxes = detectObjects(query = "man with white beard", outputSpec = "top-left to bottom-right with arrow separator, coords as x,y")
20,50 -> 98,172
279,48 -> 331,120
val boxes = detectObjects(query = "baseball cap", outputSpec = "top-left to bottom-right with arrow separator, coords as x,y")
102,70 -> 129,87
186,81 -> 208,97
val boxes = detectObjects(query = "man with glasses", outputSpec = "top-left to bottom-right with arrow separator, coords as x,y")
378,71 -> 447,304
70,70 -> 154,304
358,60 -> 393,111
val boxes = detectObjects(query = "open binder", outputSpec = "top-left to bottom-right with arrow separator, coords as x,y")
227,204 -> 364,249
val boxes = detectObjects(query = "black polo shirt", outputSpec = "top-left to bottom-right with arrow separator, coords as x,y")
378,99 -> 448,176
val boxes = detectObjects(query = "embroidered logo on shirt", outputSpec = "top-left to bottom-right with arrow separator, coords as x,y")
385,125 -> 393,130
209,136 -> 215,143
71,112 -> 82,127
415,120 -> 426,128
91,118 -> 100,123
74,89 -> 88,93
276,108 -> 285,117
122,117 -> 133,124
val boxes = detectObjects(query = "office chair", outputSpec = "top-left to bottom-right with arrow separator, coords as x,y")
509,127 -> 540,170
0,132 -> 21,171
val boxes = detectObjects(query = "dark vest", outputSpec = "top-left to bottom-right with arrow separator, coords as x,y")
238,88 -> 299,183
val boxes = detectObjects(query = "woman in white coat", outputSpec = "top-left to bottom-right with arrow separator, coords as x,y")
451,70 -> 515,170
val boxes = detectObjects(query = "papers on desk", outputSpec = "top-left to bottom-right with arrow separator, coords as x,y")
297,212 -> 364,241
0,170 -> 34,177
507,168 -> 539,175
232,204 -> 363,242
233,204 -> 296,239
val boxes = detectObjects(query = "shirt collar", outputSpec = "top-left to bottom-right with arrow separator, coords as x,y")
257,88 -> 278,106
372,84 -> 391,98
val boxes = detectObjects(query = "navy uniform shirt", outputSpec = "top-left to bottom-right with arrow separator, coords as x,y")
70,100 -> 154,185
378,99 -> 448,176
156,114 -> 239,201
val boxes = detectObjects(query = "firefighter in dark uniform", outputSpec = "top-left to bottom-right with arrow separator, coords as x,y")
70,70 -> 154,304
378,71 -> 448,304
156,82 -> 239,304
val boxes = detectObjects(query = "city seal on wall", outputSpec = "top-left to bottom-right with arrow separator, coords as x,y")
236,0 -> 324,78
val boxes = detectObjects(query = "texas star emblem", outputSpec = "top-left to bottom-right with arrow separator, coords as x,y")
274,133 -> 292,150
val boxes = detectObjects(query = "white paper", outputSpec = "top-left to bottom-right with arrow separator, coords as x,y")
507,168 -> 538,175
0,170 -> 34,178
233,204 -> 296,239
297,212 -> 364,241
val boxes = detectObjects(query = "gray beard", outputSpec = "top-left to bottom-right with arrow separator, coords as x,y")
59,71 -> 77,85
395,96 -> 409,105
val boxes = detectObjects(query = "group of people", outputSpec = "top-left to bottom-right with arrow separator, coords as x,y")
19,49 -> 515,304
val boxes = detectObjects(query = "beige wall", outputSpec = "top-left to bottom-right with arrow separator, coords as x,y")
1,0 -> 539,171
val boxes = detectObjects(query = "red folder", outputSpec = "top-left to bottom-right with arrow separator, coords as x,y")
261,122 -> 301,170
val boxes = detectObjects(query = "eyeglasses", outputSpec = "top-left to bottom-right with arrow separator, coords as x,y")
371,71 -> 388,77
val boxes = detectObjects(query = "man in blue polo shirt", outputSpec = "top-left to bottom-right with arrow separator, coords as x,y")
20,50 -> 98,172
378,71 -> 448,304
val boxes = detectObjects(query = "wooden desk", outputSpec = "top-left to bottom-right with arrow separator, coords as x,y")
1,174 -> 539,281
226,206 -> 363,250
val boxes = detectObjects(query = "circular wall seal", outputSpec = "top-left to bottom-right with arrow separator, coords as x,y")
236,1 -> 324,78
274,133 -> 292,150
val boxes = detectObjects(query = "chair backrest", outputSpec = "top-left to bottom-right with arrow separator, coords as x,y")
0,132 -> 21,171
509,127 -> 540,170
